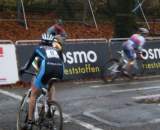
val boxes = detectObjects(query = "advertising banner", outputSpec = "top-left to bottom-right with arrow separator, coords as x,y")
109,38 -> 160,76
16,44 -> 37,82
140,40 -> 160,75
16,40 -> 109,81
0,44 -> 19,85
63,42 -> 109,80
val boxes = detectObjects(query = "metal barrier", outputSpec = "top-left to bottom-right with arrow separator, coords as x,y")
15,38 -> 108,44
66,38 -> 108,42
15,40 -> 40,45
15,39 -> 109,82
2,37 -> 160,83
0,40 -> 14,44
109,37 -> 160,42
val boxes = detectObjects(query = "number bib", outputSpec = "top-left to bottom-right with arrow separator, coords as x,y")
46,49 -> 59,58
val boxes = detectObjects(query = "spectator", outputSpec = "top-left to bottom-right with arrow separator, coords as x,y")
47,19 -> 67,45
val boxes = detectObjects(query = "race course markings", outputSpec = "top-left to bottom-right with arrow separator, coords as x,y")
0,89 -> 103,130
84,108 -> 160,127
111,86 -> 160,93
90,79 -> 160,88
0,89 -> 22,100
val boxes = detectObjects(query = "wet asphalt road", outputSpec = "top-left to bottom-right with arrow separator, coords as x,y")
1,77 -> 160,130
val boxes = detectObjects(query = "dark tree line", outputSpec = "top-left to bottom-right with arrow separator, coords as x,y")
1,0 -> 160,37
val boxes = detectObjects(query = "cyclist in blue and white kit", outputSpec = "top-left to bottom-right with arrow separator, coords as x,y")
20,33 -> 64,130
122,27 -> 149,74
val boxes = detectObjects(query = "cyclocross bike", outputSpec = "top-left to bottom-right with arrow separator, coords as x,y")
17,70 -> 63,130
102,50 -> 140,83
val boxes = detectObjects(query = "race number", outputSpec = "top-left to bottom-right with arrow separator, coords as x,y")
46,49 -> 59,58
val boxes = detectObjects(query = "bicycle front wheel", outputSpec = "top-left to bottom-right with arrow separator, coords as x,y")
17,94 -> 29,130
39,101 -> 63,130
102,59 -> 120,83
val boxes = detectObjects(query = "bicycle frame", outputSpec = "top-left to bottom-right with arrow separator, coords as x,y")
117,50 -> 138,70
17,70 -> 63,130
35,88 -> 49,121
117,51 -> 128,66
22,88 -> 49,122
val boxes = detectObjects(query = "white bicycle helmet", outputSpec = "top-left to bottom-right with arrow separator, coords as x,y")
41,33 -> 55,45
138,28 -> 149,35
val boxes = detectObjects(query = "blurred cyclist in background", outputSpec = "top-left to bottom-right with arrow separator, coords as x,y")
20,33 -> 64,130
46,19 -> 67,46
122,27 -> 149,75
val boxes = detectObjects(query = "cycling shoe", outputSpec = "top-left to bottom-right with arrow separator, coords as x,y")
22,120 -> 33,130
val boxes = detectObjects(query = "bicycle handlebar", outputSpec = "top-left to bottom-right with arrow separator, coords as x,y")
23,70 -> 36,76
21,70 -> 60,82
